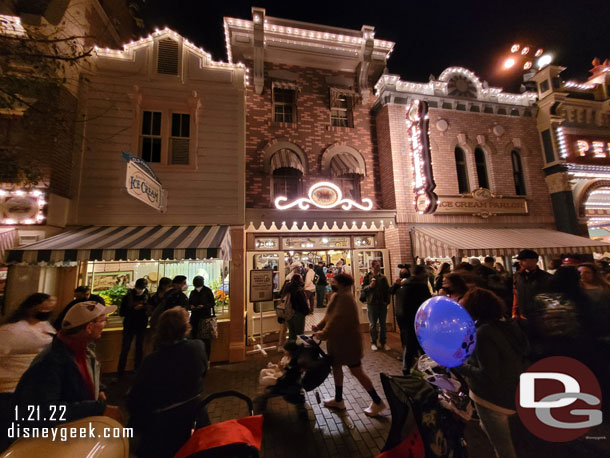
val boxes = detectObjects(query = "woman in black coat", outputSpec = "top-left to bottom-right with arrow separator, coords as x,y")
127,307 -> 208,458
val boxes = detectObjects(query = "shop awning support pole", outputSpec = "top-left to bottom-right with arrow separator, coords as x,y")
247,302 -> 276,356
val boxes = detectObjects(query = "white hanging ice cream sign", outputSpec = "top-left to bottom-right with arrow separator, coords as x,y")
123,152 -> 167,212
274,181 -> 373,210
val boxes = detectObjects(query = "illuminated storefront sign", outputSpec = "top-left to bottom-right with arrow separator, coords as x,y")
406,100 -> 437,214
0,189 -> 46,225
561,133 -> 610,165
436,189 -> 528,218
274,181 -> 373,210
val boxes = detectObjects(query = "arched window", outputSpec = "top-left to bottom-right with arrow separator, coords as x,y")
272,167 -> 302,200
329,151 -> 364,201
511,150 -> 526,195
474,147 -> 489,189
454,147 -> 470,194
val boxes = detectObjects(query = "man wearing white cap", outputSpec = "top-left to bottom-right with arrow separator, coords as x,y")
14,301 -> 123,426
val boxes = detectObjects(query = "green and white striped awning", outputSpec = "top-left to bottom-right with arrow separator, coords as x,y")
7,225 -> 231,265
412,226 -> 610,259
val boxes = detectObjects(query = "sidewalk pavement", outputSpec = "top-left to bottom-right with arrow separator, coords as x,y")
104,331 -> 610,458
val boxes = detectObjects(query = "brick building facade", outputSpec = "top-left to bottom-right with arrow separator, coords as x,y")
531,61 -> 610,242
373,67 -> 602,272
225,8 -> 397,336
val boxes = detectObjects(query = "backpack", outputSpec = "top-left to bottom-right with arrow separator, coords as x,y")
276,292 -> 294,322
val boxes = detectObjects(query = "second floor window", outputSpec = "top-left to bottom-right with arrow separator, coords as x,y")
170,113 -> 190,165
273,87 -> 296,123
336,174 -> 361,201
511,150 -> 526,195
272,167 -> 302,200
141,111 -> 162,163
455,147 -> 470,194
139,110 -> 191,165
330,89 -> 353,127
474,147 -> 489,189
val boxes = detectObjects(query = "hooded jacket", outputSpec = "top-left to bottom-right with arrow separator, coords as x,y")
456,319 -> 529,411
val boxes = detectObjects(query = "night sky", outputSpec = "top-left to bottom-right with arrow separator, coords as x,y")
142,0 -> 610,92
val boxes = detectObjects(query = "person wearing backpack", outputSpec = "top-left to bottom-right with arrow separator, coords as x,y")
454,287 -> 529,458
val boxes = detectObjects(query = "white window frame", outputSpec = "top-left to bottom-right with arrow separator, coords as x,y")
329,88 -> 354,128
136,106 -> 196,169
272,83 -> 297,124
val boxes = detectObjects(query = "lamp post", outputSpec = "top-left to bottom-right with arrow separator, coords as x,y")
501,43 -> 552,91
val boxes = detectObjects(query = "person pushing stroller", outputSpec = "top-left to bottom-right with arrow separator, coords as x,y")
313,273 -> 387,417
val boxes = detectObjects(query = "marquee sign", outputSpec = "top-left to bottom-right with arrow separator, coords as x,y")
436,188 -> 528,218
123,152 -> 167,212
406,100 -> 438,214
0,189 -> 46,225
562,133 -> 610,166
274,181 -> 373,210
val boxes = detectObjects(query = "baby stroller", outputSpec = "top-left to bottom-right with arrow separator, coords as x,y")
259,335 -> 331,414
174,391 -> 263,458
377,364 -> 470,458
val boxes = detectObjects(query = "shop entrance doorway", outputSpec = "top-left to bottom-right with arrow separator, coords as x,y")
246,248 -> 391,343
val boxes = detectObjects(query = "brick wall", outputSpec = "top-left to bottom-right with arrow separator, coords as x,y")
245,62 -> 381,208
376,104 -> 555,226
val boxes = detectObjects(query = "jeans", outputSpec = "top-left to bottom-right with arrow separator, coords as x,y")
367,305 -> 387,345
118,326 -> 146,376
287,312 -> 306,342
474,402 -> 518,458
316,284 -> 327,307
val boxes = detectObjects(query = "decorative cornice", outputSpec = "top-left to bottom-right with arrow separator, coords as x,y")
375,67 -> 537,108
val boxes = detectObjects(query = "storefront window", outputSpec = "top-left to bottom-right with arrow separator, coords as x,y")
83,259 -> 230,324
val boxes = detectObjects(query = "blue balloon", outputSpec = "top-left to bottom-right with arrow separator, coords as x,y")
414,296 -> 476,368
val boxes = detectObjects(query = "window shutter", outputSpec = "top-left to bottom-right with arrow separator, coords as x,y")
170,138 -> 189,164
157,39 -> 179,75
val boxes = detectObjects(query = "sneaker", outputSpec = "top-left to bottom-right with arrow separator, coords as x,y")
364,400 -> 387,417
323,398 -> 346,410
371,344 -> 378,351
383,344 -> 391,351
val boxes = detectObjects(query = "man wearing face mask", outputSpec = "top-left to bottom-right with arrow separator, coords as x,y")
391,265 -> 431,374
188,275 -> 216,360
117,278 -> 149,378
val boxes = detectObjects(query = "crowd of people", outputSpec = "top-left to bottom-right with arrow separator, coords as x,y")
0,275 -> 217,456
390,250 -> 610,458
1,251 -> 609,456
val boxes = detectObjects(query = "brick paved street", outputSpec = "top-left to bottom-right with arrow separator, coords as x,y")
104,331 -> 610,458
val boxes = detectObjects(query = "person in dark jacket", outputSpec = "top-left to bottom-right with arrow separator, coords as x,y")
117,278 -> 149,378
147,276 -> 172,331
391,265 -> 431,374
314,261 -> 328,308
513,249 -> 551,320
14,301 -> 123,427
434,262 -> 451,293
362,260 -> 391,351
127,306 -> 208,458
455,288 -> 529,458
188,275 -> 216,360
53,285 -> 105,330
162,275 -> 190,310
282,274 -> 309,342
